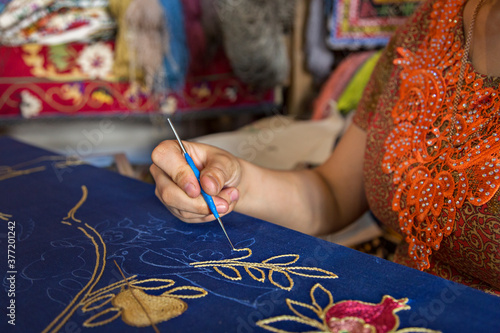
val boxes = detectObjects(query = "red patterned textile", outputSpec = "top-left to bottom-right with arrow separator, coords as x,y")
0,42 -> 275,118
353,0 -> 500,294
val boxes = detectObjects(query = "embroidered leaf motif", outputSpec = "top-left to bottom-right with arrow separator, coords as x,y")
84,307 -> 122,328
245,266 -> 266,282
286,299 -> 321,320
310,283 -> 333,313
286,266 -> 338,279
133,278 -> 176,290
268,270 -> 293,291
190,248 -> 337,291
262,254 -> 300,266
162,286 -> 208,299
213,266 -> 242,280
82,294 -> 114,312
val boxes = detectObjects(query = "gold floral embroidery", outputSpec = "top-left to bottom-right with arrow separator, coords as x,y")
82,269 -> 207,330
43,186 -> 207,332
257,283 -> 441,333
190,248 -> 338,291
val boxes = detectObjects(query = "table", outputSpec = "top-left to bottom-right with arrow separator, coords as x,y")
0,136 -> 499,332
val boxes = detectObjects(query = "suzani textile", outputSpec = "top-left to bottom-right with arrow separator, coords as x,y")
1,137 -> 499,332
326,0 -> 423,49
0,43 -> 275,118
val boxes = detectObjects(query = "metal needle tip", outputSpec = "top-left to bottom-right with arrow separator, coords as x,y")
217,217 -> 235,250
167,118 -> 187,154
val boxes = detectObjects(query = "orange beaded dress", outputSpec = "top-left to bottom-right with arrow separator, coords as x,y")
353,0 -> 500,294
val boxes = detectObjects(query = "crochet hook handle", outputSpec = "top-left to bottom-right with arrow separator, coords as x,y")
167,118 -> 235,250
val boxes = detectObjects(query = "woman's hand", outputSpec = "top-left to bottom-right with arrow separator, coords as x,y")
150,140 -> 242,223
150,123 -> 368,236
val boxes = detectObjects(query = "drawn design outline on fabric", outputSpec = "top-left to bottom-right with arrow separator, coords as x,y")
43,185 -> 208,332
257,283 -> 441,333
190,248 -> 338,291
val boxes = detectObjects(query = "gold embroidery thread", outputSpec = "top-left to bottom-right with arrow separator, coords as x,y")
256,283 -> 442,333
42,186 -> 207,332
190,248 -> 338,291
0,212 -> 13,221
0,155 -> 84,182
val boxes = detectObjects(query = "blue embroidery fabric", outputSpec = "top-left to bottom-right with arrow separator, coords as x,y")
0,136 -> 499,332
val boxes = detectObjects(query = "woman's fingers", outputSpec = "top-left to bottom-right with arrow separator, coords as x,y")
150,140 -> 242,223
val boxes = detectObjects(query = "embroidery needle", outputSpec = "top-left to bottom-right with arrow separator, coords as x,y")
167,118 -> 236,251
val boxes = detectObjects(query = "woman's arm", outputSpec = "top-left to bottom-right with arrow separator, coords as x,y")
150,122 -> 368,236
235,122 -> 369,235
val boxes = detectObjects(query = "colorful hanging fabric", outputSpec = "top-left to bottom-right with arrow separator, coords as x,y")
0,0 -> 114,45
158,0 -> 189,90
326,0 -> 423,50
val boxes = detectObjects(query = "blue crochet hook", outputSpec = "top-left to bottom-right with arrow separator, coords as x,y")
167,118 -> 235,250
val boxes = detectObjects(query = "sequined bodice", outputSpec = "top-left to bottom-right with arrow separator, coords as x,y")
355,0 -> 500,292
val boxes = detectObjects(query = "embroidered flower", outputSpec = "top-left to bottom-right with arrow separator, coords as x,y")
77,42 -> 113,79
257,283 -> 440,333
19,90 -> 42,118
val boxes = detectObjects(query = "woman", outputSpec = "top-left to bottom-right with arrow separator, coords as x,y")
150,0 -> 500,294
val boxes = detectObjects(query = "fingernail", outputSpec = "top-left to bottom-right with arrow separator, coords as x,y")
206,175 -> 219,190
216,203 -> 226,213
184,182 -> 196,196
229,189 -> 239,202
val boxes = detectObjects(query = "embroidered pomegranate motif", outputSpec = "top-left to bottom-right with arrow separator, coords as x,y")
325,296 -> 409,333
257,283 -> 440,333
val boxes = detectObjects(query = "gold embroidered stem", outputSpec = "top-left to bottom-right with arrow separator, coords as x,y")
0,155 -> 84,182
44,186 -> 106,333
86,275 -> 138,300
43,224 -> 106,333
62,185 -> 88,223
0,166 -> 46,181
190,248 -> 338,291
0,213 -> 13,221
113,261 -> 160,333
